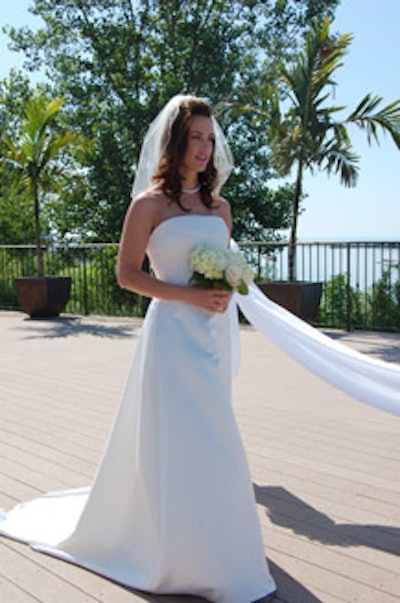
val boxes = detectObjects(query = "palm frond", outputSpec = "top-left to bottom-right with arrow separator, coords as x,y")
317,139 -> 359,187
347,94 -> 400,148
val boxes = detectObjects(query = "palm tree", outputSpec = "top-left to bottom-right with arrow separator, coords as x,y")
1,94 -> 87,276
261,16 -> 400,281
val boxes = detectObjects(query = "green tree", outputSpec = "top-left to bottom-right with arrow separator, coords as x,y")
1,94 -> 88,275
318,273 -> 365,328
0,72 -> 36,244
370,270 -> 400,329
256,16 -> 400,280
219,112 -> 294,241
4,0 -> 339,242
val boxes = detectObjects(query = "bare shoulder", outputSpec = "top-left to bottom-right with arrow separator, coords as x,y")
125,187 -> 164,225
216,195 -> 231,213
215,195 -> 232,231
119,190 -> 158,245
131,186 -> 163,212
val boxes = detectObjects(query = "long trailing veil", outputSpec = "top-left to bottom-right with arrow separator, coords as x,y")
231,282 -> 400,416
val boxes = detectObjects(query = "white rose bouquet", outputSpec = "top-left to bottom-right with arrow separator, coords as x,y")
189,245 -> 254,295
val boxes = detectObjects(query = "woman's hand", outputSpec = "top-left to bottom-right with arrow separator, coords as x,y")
183,286 -> 233,313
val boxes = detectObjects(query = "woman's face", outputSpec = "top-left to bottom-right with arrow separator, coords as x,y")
180,115 -> 214,177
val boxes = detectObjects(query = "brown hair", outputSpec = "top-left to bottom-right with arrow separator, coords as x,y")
152,97 -> 218,210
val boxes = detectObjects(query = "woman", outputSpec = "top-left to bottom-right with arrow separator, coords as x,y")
0,95 -> 278,603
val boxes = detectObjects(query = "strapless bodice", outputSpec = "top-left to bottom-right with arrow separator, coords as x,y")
147,215 -> 229,286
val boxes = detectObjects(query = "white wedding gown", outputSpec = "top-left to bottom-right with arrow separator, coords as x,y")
0,215 -> 277,603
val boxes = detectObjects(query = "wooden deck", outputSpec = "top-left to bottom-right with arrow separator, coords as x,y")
1,311 -> 399,603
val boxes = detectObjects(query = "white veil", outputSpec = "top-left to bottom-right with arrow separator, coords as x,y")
131,94 -> 234,198
236,284 -> 400,416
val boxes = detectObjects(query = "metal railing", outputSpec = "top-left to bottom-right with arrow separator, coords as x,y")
240,240 -> 400,330
0,243 -> 143,317
0,241 -> 399,330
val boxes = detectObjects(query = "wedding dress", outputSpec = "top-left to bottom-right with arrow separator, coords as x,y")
0,214 -> 277,603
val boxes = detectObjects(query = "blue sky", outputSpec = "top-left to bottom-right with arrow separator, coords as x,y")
1,0 -> 399,241
301,0 -> 400,241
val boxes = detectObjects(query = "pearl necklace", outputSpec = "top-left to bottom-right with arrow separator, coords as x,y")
182,184 -> 201,194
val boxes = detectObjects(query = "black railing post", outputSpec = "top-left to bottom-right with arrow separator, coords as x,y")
82,248 -> 89,315
346,242 -> 351,331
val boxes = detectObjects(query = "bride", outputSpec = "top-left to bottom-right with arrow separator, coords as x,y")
1,94 -> 399,603
0,95 -> 278,603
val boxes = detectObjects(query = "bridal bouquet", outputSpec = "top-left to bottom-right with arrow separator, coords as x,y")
190,245 -> 254,295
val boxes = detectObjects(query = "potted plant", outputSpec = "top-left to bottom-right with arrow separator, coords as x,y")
1,94 -> 88,317
256,16 -> 400,321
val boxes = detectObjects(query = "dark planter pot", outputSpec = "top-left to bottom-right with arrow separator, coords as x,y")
258,281 -> 323,323
15,276 -> 72,318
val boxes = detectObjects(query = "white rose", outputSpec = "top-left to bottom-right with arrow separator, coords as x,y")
242,265 -> 254,285
225,263 -> 243,287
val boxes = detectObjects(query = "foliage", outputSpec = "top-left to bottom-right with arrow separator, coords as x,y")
49,246 -> 142,315
1,93 -> 89,275
253,16 -> 400,280
0,72 -> 37,244
3,0 -> 339,242
0,72 -> 32,136
318,273 -> 365,328
220,113 -> 294,240
0,190 -> 36,245
370,270 -> 400,329
318,270 -> 400,330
